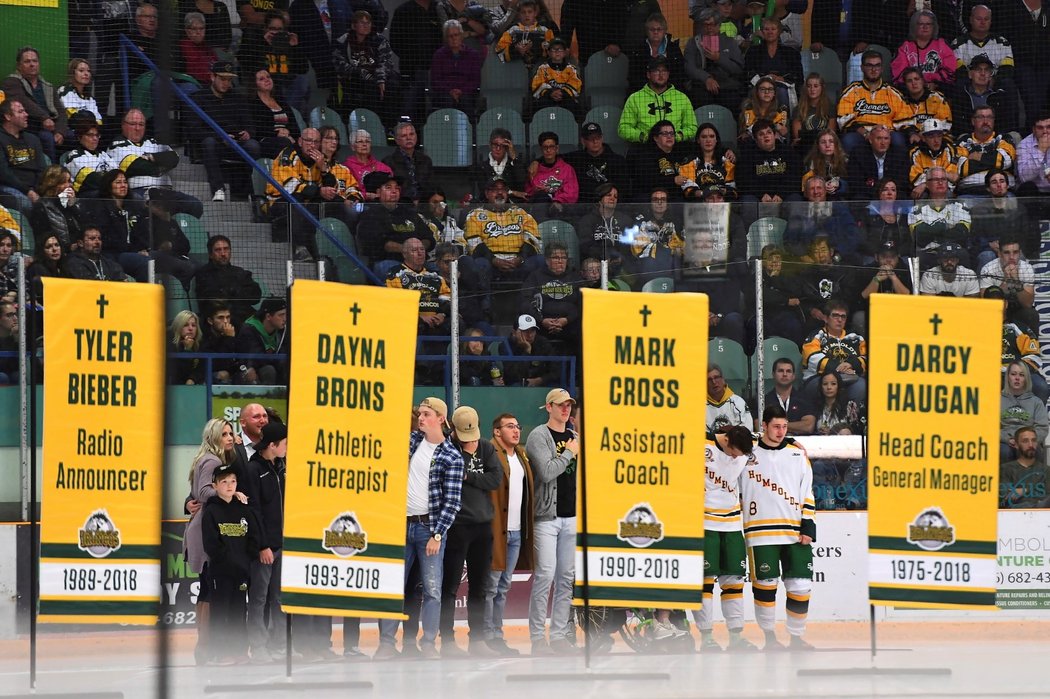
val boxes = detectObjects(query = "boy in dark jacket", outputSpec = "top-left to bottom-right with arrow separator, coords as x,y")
242,421 -> 287,663
201,463 -> 262,665
439,406 -> 503,656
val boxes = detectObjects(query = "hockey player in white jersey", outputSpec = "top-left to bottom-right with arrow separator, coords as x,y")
740,405 -> 816,650
692,425 -> 755,651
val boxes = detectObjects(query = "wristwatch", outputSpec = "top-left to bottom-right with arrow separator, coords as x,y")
432,533 -> 442,542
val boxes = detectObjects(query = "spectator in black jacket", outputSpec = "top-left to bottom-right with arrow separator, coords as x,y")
389,0 -> 444,124
193,234 -> 263,329
440,406 -> 503,656
474,128 -> 529,202
382,122 -> 434,203
563,121 -> 632,202
64,225 -> 126,282
742,17 -> 803,105
190,61 -> 262,202
356,171 -> 432,272
238,11 -> 311,113
521,242 -> 582,354
82,169 -> 148,280
845,125 -> 910,201
501,313 -> 559,387
626,13 -> 687,91
0,99 -> 47,214
240,421 -> 288,664
559,0 -> 661,64
199,302 -> 240,384
127,197 -> 197,289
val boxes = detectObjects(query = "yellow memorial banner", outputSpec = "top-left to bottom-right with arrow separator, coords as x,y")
281,280 -> 419,618
576,288 -> 708,609
868,295 -> 1000,609
40,279 -> 164,624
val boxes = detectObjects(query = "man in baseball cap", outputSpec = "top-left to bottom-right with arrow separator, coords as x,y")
418,396 -> 450,427
564,121 -> 631,202
918,241 -> 980,297
440,405 -> 503,656
524,388 -> 579,654
504,314 -> 557,387
375,393 -> 464,660
191,60 -> 261,202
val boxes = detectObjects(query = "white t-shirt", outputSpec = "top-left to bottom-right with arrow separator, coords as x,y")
507,452 -> 525,532
407,439 -> 439,516
919,265 -> 980,297
979,258 -> 1035,290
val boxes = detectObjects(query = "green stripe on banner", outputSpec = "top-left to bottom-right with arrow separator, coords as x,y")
282,591 -> 405,614
574,584 -> 702,604
283,538 -> 404,559
39,599 -> 158,616
868,536 -> 996,555
40,543 -> 160,560
870,586 -> 997,607
576,533 -> 704,551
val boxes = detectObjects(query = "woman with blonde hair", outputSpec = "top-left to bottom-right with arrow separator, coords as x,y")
183,418 -> 241,664
168,310 -> 204,385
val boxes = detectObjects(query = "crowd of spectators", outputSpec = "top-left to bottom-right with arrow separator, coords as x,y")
1,0 -> 1049,501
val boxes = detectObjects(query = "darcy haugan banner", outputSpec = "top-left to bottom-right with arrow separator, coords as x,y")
39,279 -> 165,624
576,288 -> 708,609
281,280 -> 419,618
867,294 -> 1000,609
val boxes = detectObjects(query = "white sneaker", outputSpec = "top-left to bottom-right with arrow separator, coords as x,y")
652,620 -> 677,641
212,188 -> 226,202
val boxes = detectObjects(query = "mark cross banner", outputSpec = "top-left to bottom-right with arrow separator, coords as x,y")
281,280 -> 419,618
868,295 -> 1000,609
40,279 -> 164,624
576,288 -> 708,609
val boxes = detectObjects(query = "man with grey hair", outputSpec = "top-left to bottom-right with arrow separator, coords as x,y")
431,19 -> 483,114
684,8 -> 745,111
382,121 -> 434,203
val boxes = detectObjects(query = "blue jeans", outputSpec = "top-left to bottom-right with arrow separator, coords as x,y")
528,516 -> 576,643
378,521 -> 445,646
483,529 -> 521,640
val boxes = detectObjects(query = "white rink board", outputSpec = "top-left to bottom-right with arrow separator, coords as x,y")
701,511 -> 1050,622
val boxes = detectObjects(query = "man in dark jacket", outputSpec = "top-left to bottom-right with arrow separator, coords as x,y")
194,235 -> 263,329
440,406 -> 503,657
189,61 -> 262,201
563,121 -> 632,202
241,421 -> 288,664
560,0 -> 661,63
356,171 -> 432,271
502,314 -> 559,387
845,125 -> 910,201
64,225 -> 126,282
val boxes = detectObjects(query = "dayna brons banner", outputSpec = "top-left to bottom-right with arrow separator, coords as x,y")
868,294 -> 1000,609
40,278 -> 164,624
281,280 -> 419,618
576,287 -> 708,609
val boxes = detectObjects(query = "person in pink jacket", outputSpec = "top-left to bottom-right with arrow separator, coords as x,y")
891,10 -> 957,90
525,131 -> 579,216
341,129 -> 393,201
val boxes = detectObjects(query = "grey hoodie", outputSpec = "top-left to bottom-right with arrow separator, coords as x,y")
1000,388 -> 1049,445
525,423 -> 577,522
